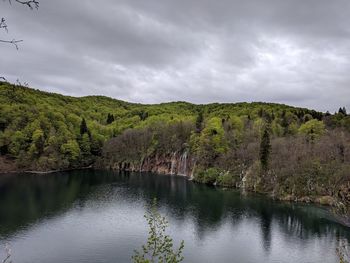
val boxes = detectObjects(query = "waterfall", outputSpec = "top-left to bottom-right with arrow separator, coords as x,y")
139,157 -> 144,173
179,151 -> 188,176
241,172 -> 247,195
170,152 -> 176,175
190,160 -> 196,180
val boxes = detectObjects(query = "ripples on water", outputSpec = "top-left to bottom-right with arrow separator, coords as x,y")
0,170 -> 349,263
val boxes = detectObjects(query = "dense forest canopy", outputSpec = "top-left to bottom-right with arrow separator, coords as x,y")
1,81 -> 350,213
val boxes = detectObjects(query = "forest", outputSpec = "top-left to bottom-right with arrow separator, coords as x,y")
1,81 -> 350,214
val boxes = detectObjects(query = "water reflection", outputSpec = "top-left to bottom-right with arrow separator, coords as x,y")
0,170 -> 349,263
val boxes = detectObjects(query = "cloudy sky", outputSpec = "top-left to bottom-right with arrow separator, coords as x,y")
1,0 -> 350,112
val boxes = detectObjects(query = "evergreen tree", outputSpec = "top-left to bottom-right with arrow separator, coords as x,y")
260,126 -> 271,171
138,110 -> 149,121
80,118 -> 88,135
195,111 -> 203,133
339,107 -> 346,115
106,113 -> 115,124
281,113 -> 289,135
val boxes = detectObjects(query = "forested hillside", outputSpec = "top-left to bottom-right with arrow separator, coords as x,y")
1,81 -> 350,213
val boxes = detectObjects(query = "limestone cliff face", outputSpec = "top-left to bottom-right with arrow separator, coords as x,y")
104,152 -> 196,178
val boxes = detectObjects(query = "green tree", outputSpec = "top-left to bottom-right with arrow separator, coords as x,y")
9,131 -> 27,157
80,133 -> 91,156
31,129 -> 45,155
339,107 -> 347,116
106,113 -> 115,124
80,118 -> 89,135
259,126 -> 271,171
61,140 -> 80,162
132,199 -> 184,263
195,111 -> 203,133
298,119 -> 325,141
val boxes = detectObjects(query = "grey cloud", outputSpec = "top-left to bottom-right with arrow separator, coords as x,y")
1,0 -> 350,112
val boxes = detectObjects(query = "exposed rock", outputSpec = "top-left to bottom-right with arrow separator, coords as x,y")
0,156 -> 22,174
104,152 -> 196,177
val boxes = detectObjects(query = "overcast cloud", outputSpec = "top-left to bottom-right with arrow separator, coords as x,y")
1,0 -> 350,112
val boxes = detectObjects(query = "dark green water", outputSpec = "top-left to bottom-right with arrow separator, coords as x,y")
0,170 -> 349,263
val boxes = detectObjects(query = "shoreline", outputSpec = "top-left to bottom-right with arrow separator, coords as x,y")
0,165 -> 93,175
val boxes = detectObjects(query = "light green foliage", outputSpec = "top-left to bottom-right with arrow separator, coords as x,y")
1,82 -> 347,177
61,140 -> 80,161
200,117 -> 228,153
288,121 -> 299,135
9,131 -> 27,156
132,199 -> 184,263
31,129 -> 45,154
230,116 -> 244,132
216,171 -> 236,187
298,119 -> 325,139
193,167 -> 220,184
253,118 -> 265,137
271,120 -> 283,137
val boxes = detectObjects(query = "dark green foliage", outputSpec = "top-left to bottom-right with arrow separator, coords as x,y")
195,111 -> 203,133
216,171 -> 237,187
138,110 -> 149,121
1,79 -> 350,204
259,127 -> 271,171
80,118 -> 89,135
339,107 -> 347,116
193,167 -> 220,184
106,113 -> 115,124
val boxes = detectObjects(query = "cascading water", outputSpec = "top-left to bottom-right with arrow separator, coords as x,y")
139,157 -> 144,173
190,160 -> 196,180
170,152 -> 177,175
178,151 -> 188,176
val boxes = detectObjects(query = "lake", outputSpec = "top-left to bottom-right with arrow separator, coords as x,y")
0,170 -> 349,263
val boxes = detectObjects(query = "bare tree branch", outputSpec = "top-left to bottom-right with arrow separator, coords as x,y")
0,39 -> 23,49
1,0 -> 39,79
11,0 -> 39,9
2,244 -> 12,263
0,18 -> 8,32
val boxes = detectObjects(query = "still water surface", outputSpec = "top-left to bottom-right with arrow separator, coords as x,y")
0,170 -> 349,263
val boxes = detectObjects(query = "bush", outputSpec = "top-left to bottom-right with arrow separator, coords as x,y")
216,171 -> 236,187
193,167 -> 220,185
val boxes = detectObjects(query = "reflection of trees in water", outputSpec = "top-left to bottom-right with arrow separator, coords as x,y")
123,172 -> 350,249
0,170 -> 119,237
1,170 -> 350,250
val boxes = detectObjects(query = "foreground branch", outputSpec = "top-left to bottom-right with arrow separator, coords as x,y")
1,0 -> 39,50
0,18 -> 8,32
0,39 -> 23,49
1,244 -> 12,263
7,0 -> 39,9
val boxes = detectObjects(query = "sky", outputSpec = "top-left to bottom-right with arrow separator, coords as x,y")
1,0 -> 350,112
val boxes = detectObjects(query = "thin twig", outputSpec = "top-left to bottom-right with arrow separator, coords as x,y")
0,18 -> 8,32
7,0 -> 39,9
2,244 -> 12,263
1,254 -> 10,263
0,39 -> 23,49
